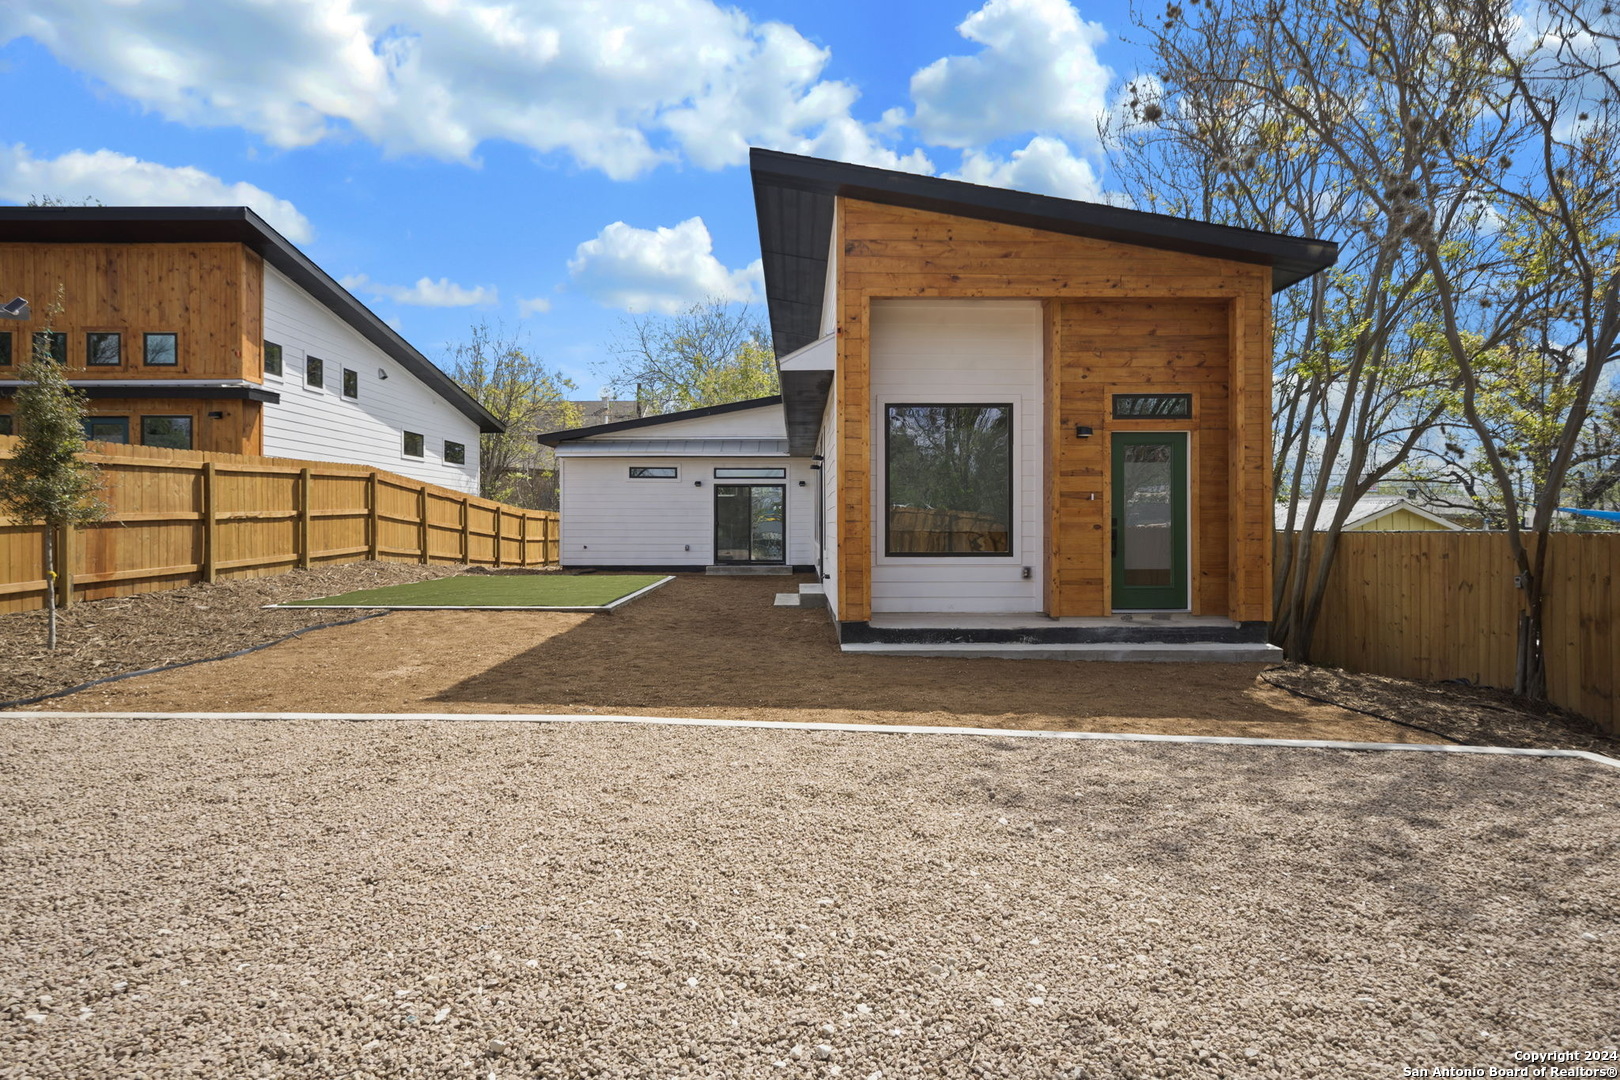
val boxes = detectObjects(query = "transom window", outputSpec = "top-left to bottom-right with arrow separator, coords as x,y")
87,332 -> 122,366
629,466 -> 677,479
885,403 -> 1013,556
1113,393 -> 1192,419
714,467 -> 787,479
143,333 -> 177,366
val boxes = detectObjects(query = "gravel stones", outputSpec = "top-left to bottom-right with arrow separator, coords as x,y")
0,717 -> 1616,1078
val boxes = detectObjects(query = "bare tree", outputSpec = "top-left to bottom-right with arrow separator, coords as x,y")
602,300 -> 777,416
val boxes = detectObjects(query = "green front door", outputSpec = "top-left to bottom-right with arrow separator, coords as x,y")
1111,432 -> 1189,610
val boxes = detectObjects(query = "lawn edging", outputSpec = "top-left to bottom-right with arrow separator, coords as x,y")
8,710 -> 1619,771
263,574 -> 674,613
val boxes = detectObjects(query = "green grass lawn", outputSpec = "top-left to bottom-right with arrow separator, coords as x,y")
281,574 -> 668,609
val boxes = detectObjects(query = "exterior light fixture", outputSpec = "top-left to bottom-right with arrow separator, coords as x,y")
1074,425 -> 1093,438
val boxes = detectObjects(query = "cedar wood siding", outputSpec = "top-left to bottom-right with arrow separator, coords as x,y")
833,197 -> 1274,623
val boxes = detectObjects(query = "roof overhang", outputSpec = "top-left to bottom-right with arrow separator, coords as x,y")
750,148 -> 1340,456
0,206 -> 503,433
537,395 -> 783,447
0,380 -> 279,403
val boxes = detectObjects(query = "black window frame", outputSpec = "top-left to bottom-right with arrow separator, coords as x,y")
628,466 -> 678,479
1112,393 -> 1193,420
714,466 -> 787,479
82,415 -> 130,444
305,355 -> 325,389
443,440 -> 466,465
0,414 -> 12,436
403,430 -> 425,458
0,331 -> 10,366
86,331 -> 122,367
142,332 -> 178,367
35,331 -> 68,364
342,367 -> 359,399
884,402 -> 1015,558
140,415 -> 194,450
263,340 -> 283,377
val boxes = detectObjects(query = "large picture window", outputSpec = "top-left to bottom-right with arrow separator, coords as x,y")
885,403 -> 1013,556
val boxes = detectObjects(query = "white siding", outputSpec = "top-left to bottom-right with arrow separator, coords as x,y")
260,265 -> 482,493
558,454 -> 817,566
618,405 -> 786,439
869,300 -> 1043,614
817,383 -> 839,618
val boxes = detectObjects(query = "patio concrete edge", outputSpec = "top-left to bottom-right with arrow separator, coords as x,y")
6,710 -> 1618,771
259,576 -> 676,614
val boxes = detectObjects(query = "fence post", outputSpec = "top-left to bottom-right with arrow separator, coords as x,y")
418,486 -> 429,564
202,462 -> 217,583
461,497 -> 470,564
494,506 -> 503,568
297,468 -> 312,569
54,524 -> 75,609
367,472 -> 380,561
520,513 -> 529,567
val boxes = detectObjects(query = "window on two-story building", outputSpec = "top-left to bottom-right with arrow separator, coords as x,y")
444,440 -> 466,465
263,341 -> 283,377
305,356 -> 325,388
33,331 -> 67,364
87,332 -> 122,366
0,331 -> 13,366
143,333 -> 178,366
403,431 -> 424,458
342,368 -> 359,399
141,416 -> 193,450
0,415 -> 13,436
82,416 -> 130,444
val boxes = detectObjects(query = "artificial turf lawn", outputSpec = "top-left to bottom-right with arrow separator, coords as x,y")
281,573 -> 667,609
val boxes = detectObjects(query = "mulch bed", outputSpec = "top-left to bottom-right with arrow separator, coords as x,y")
0,562 -> 468,706
1263,662 -> 1620,757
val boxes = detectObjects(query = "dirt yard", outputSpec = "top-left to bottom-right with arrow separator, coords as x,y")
6,568 -> 1616,753
1,716 -> 1615,1079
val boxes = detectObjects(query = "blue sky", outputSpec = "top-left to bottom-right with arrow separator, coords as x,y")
2,0 -> 1145,395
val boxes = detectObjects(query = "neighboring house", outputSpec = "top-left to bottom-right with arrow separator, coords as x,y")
545,148 -> 1338,649
0,207 -> 502,494
539,396 -> 817,569
1274,495 -> 1466,532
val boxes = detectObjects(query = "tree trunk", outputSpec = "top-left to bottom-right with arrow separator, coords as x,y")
43,523 -> 57,650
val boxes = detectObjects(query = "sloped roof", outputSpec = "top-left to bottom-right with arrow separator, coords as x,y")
0,206 -> 503,433
552,438 -> 789,456
1275,496 -> 1464,531
537,395 -> 783,447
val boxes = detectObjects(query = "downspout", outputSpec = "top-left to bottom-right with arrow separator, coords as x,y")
811,455 -> 825,579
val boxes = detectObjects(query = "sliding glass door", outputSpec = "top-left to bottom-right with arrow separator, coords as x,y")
714,485 -> 786,564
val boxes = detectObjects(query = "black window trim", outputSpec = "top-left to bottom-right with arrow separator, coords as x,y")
402,430 -> 425,458
1112,392 -> 1194,420
82,415 -> 131,444
35,330 -> 69,364
628,465 -> 678,479
883,401 -> 1015,559
86,331 -> 123,367
443,440 -> 466,465
0,330 -> 11,366
342,367 -> 359,399
142,331 -> 178,367
714,466 -> 787,479
305,355 -> 326,389
140,414 -> 194,450
0,414 -> 13,436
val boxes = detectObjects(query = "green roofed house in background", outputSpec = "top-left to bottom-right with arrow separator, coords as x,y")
273,574 -> 671,612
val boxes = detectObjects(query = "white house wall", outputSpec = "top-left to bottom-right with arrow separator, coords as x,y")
260,265 -> 482,493
817,382 -> 839,618
869,299 -> 1044,614
558,454 -> 817,567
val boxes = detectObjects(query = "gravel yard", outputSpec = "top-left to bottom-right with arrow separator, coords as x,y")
1,716 -> 1616,1079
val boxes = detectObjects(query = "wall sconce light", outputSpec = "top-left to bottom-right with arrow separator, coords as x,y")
693,480 -> 703,487
207,411 -> 225,420
798,480 -> 807,486
377,368 -> 389,380
1074,425 -> 1093,438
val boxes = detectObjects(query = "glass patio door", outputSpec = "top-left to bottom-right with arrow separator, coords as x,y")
714,485 -> 786,564
1111,432 -> 1189,610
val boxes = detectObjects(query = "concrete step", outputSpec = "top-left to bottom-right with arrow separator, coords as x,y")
706,565 -> 792,576
796,582 -> 827,608
773,593 -> 803,607
839,641 -> 1284,663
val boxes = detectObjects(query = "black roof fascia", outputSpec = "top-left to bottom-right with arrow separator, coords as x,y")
0,383 -> 279,403
537,395 -> 783,447
0,206 -> 504,433
749,148 -> 1339,359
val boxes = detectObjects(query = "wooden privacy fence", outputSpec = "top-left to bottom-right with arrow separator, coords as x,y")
0,434 -> 559,615
1289,530 -> 1619,735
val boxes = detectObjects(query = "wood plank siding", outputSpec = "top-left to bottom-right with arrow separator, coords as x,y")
834,197 -> 1275,622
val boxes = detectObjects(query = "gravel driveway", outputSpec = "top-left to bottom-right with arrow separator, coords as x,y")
1,717 -> 1616,1079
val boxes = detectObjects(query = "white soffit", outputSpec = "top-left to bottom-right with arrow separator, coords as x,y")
777,333 -> 835,372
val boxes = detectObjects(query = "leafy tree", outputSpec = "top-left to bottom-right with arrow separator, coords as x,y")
447,321 -> 580,508
0,297 -> 106,649
603,299 -> 777,415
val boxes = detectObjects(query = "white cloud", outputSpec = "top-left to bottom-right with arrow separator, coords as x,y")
517,296 -> 552,317
567,217 -> 760,314
5,0 -> 919,180
908,0 -> 1113,151
341,273 -> 497,307
950,136 -> 1105,202
0,143 -> 314,242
